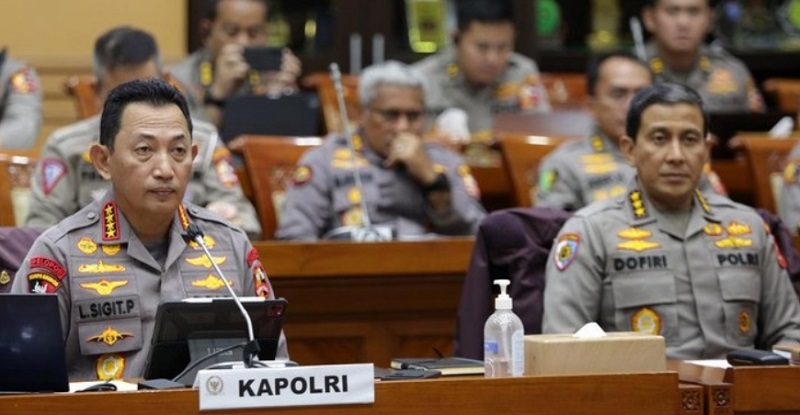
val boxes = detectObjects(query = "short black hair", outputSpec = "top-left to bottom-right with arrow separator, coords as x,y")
644,0 -> 715,7
625,82 -> 708,141
100,79 -> 193,151
586,52 -> 652,96
93,27 -> 161,83
205,0 -> 268,21
456,0 -> 514,32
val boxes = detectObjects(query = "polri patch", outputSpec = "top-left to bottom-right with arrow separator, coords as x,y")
41,158 -> 67,195
553,233 -> 580,271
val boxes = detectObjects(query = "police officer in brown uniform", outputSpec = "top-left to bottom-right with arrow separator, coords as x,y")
276,61 -> 486,240
642,0 -> 764,113
26,27 -> 262,239
0,49 -> 42,149
543,82 -> 800,359
412,0 -> 550,140
170,0 -> 302,130
11,79 -> 287,381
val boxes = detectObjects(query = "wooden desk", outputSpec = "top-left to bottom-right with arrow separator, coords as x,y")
255,238 -> 474,367
0,372 -> 693,415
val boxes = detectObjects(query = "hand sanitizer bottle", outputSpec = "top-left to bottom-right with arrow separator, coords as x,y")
484,279 -> 524,377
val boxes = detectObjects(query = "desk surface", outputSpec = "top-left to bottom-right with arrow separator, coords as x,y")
0,372 -> 686,415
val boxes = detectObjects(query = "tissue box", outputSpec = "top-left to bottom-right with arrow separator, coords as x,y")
524,332 -> 666,376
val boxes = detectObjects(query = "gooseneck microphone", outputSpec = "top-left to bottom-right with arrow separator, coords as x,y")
186,223 -> 260,367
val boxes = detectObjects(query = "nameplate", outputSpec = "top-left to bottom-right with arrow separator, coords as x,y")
197,363 -> 375,411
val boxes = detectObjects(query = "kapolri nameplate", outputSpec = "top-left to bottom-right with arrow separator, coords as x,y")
197,364 -> 375,411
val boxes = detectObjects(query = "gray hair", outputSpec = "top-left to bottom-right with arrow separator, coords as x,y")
357,60 -> 427,108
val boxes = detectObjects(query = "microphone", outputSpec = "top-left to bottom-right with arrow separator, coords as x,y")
186,223 -> 260,367
326,63 -> 393,242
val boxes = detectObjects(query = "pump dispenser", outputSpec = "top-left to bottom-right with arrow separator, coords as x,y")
484,279 -> 524,377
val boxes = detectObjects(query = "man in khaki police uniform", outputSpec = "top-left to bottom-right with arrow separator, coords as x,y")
543,82 -> 800,359
26,27 -> 261,239
536,52 -> 726,210
0,49 -> 42,149
11,79 -> 287,381
276,61 -> 486,240
412,0 -> 549,140
170,0 -> 301,130
643,0 -> 764,113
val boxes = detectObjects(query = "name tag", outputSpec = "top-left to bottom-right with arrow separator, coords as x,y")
197,364 -> 375,411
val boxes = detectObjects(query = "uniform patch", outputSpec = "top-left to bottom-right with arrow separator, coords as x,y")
192,275 -> 232,290
553,233 -> 580,271
80,279 -> 129,296
714,237 -> 753,249
86,326 -> 134,346
703,223 -> 724,236
707,68 -> 737,94
631,307 -> 661,334
495,82 -> 519,101
590,135 -> 605,152
254,264 -> 270,298
539,170 -> 557,192
618,240 -> 660,252
102,202 -> 120,241
96,354 -> 125,381
0,270 -> 9,286
628,191 -> 648,219
738,309 -> 752,334
446,62 -> 459,78
9,67 -> 38,93
78,260 -> 126,273
649,57 -> 664,74
189,235 -> 216,250
340,206 -> 364,226
726,221 -> 751,236
185,255 -> 227,269
28,272 -> 62,293
30,256 -> 67,279
78,236 -> 98,254
617,228 -> 651,240
102,244 -> 121,256
347,187 -> 362,205
41,158 -> 67,195
784,161 -> 798,184
518,75 -> 543,110
214,156 -> 239,188
246,248 -> 259,267
292,165 -> 313,186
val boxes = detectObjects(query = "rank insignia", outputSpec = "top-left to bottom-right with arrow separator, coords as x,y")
87,326 -> 134,346
0,270 -> 10,286
347,187 -> 362,205
246,248 -> 260,267
738,309 -> 752,334
102,202 -> 120,241
41,158 -> 67,195
189,235 -> 216,250
78,260 -> 126,274
254,264 -> 270,298
185,255 -> 228,269
78,236 -> 98,254
629,191 -> 648,219
649,57 -> 664,74
617,228 -> 651,240
726,221 -> 751,236
96,354 -> 125,381
101,244 -> 121,256
784,162 -> 798,184
703,223 -> 724,236
80,279 -> 129,295
618,240 -> 660,252
714,237 -> 753,249
590,135 -> 605,152
695,189 -> 712,214
177,204 -> 191,231
292,165 -> 312,186
554,233 -> 580,271
192,275 -> 232,290
631,307 -> 661,334
9,68 -> 38,93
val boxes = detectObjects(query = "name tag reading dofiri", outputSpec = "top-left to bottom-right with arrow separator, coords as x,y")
197,364 -> 375,411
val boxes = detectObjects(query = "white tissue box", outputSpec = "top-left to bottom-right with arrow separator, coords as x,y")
524,332 -> 666,376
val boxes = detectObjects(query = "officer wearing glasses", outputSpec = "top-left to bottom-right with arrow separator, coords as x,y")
276,61 -> 486,240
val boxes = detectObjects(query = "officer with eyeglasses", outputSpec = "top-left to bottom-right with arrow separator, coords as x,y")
275,60 -> 487,241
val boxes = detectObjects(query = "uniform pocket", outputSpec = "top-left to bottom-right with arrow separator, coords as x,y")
75,295 -> 143,356
611,272 -> 679,346
717,269 -> 760,347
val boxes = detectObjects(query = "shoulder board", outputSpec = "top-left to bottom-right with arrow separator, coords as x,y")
184,203 -> 246,234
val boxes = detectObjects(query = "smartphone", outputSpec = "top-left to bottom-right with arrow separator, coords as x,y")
243,46 -> 283,71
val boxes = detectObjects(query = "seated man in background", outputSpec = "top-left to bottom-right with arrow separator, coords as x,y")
170,0 -> 301,129
11,78 -> 287,380
642,0 -> 764,113
277,61 -> 486,240
779,144 -> 800,235
412,0 -> 549,141
543,82 -> 800,359
0,48 -> 42,149
536,52 -> 726,210
26,27 -> 262,239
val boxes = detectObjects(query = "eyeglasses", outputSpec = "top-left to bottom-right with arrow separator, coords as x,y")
371,108 -> 424,123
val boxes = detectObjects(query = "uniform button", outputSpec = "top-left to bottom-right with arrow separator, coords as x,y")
87,212 -> 97,220
190,207 -> 199,214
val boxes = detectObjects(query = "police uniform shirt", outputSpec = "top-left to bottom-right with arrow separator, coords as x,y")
536,126 -> 726,210
542,182 -> 800,359
10,191 -> 287,381
779,141 -> 800,233
646,42 -> 764,113
412,48 -> 550,139
276,132 -> 487,240
25,114 -> 262,239
0,54 -> 42,149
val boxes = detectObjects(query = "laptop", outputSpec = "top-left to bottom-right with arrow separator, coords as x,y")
220,92 -> 322,143
709,112 -> 793,159
0,294 -> 69,392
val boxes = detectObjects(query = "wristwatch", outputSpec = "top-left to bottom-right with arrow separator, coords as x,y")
422,172 -> 450,194
203,92 -> 226,108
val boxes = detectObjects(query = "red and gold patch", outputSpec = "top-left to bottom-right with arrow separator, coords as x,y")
9,68 -> 38,93
214,156 -> 239,188
102,202 -> 120,241
631,307 -> 661,334
30,256 -> 67,279
96,354 -> 125,381
28,272 -> 62,293
292,165 -> 312,186
246,248 -> 259,267
253,264 -> 270,298
518,74 -> 543,110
